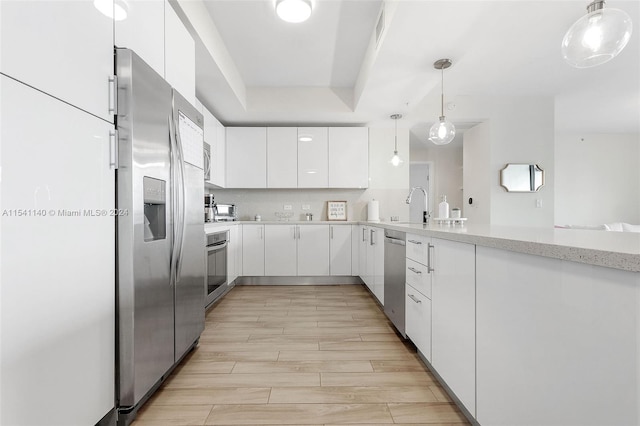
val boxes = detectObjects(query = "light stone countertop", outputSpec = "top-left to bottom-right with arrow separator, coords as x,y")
204,221 -> 640,272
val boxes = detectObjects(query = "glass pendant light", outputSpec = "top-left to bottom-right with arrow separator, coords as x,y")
428,59 -> 455,146
390,114 -> 403,167
562,1 -> 633,68
276,0 -> 312,23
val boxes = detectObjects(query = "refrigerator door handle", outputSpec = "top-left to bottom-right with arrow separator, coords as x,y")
173,112 -> 187,282
168,115 -> 180,287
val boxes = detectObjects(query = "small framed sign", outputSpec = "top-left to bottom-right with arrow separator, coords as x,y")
327,201 -> 347,221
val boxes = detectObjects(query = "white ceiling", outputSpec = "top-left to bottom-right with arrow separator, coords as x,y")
185,0 -> 640,136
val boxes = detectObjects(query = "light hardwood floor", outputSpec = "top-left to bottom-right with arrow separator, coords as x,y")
132,285 -> 469,425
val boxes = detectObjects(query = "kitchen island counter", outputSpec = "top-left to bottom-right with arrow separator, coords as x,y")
375,222 -> 640,272
205,221 -> 640,272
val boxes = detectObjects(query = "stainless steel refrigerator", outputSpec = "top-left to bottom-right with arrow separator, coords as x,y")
115,48 -> 205,425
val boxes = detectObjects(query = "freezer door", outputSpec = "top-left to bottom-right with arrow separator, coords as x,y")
172,89 -> 205,360
116,48 -> 175,410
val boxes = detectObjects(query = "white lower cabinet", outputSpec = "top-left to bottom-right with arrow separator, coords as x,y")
431,238 -> 476,417
261,224 -> 330,276
405,283 -> 431,361
476,246 -> 640,426
372,227 -> 384,304
227,225 -> 239,283
1,76 -> 115,425
242,224 -> 264,276
265,225 -> 297,276
351,225 -> 360,276
404,234 -> 475,417
297,225 -> 330,276
361,226 -> 383,304
358,226 -> 371,289
329,225 -> 352,276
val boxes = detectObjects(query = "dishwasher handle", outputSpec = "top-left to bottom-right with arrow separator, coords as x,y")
384,236 -> 406,246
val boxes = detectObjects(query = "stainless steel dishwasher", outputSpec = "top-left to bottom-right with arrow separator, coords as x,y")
384,229 -> 406,337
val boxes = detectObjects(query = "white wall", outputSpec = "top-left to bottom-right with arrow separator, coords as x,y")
457,96 -> 555,227
212,126 -> 410,222
555,133 -> 640,226
463,121 -> 491,224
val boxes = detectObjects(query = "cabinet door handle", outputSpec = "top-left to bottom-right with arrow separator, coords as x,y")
109,130 -> 118,170
362,228 -> 366,242
370,229 -> 375,245
108,75 -> 118,115
331,226 -> 334,239
408,294 -> 422,304
408,239 -> 422,245
408,267 -> 422,275
260,227 -> 263,240
293,226 -> 296,239
427,243 -> 434,273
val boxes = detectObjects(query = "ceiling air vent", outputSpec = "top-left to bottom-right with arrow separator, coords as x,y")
375,6 -> 385,48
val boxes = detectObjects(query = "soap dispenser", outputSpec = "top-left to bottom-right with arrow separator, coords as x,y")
438,195 -> 450,218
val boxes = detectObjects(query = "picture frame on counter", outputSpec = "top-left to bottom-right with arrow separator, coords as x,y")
327,201 -> 347,221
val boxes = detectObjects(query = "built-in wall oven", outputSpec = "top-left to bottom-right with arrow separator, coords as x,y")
205,230 -> 228,308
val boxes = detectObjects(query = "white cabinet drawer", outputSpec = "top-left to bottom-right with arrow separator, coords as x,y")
406,258 -> 431,299
405,283 -> 431,361
406,234 -> 429,264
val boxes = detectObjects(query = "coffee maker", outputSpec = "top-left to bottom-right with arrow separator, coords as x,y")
204,194 -> 215,223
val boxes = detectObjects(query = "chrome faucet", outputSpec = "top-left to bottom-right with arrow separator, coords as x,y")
406,186 -> 430,224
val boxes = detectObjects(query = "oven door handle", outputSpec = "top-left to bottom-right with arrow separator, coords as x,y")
207,241 -> 228,252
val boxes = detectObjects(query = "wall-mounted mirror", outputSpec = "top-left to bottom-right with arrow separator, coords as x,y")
500,164 -> 545,192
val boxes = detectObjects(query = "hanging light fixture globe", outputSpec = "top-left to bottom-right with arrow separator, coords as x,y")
429,117 -> 456,146
428,59 -> 455,145
562,1 -> 633,68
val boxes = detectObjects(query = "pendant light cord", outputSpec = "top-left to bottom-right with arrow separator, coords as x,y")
440,67 -> 445,118
394,117 -> 398,150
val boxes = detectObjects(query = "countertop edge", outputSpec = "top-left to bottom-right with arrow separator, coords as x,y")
204,221 -> 640,272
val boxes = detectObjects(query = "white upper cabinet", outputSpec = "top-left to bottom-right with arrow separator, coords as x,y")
329,225 -> 352,276
328,127 -> 369,188
115,0 -> 165,77
0,0 -> 114,123
226,127 -> 267,188
165,1 -> 195,105
267,127 -> 298,188
214,120 -> 227,187
203,105 -> 226,187
298,127 -> 329,188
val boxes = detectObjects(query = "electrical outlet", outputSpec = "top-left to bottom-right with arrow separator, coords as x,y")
536,199 -> 543,208
302,204 -> 311,210
283,204 -> 292,211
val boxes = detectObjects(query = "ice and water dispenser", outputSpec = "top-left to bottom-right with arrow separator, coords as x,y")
143,176 -> 166,241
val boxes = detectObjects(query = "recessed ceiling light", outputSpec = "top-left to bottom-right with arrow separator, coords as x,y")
94,0 -> 128,21
299,136 -> 313,142
276,0 -> 312,23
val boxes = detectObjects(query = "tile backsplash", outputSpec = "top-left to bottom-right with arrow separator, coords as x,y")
209,188 -> 410,222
